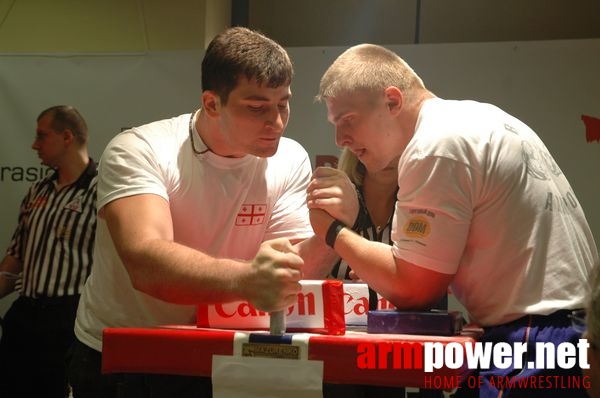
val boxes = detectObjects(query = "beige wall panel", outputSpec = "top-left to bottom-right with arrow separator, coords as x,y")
142,0 -> 224,50
0,0 -> 15,26
248,0 -> 600,46
1,1 -> 599,52
0,0 -> 222,53
0,0 -> 144,52
248,0 -> 418,46
204,0 -> 231,48
419,0 -> 600,43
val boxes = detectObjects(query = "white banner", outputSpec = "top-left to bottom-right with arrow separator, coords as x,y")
2,39 -> 599,317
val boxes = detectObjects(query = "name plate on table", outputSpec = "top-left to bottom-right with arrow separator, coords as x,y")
242,342 -> 300,359
197,280 -> 345,335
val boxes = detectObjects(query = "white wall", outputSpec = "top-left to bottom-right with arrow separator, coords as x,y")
1,39 -> 599,318
0,51 -> 204,317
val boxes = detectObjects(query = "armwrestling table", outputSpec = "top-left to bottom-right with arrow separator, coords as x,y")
102,325 -> 478,389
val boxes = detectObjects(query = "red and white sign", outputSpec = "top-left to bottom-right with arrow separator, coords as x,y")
197,280 -> 345,335
343,283 -> 396,326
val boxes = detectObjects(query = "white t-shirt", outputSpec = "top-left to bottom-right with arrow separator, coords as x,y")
391,98 -> 599,326
75,113 -> 313,351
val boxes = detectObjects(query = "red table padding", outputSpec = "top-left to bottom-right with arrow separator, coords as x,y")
102,326 -> 477,388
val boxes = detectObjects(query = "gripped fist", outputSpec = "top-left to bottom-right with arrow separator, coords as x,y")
244,238 -> 303,312
309,208 -> 335,240
307,166 -> 359,227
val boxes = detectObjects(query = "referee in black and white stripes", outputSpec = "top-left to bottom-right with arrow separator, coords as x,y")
0,105 -> 97,398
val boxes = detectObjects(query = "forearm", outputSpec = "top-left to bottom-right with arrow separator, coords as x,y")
294,235 -> 338,279
120,238 -> 252,305
102,195 -> 253,305
0,255 -> 22,298
102,194 -> 303,312
332,227 -> 446,309
333,229 -> 402,301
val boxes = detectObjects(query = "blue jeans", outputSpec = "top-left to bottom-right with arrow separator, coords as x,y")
453,310 -> 588,398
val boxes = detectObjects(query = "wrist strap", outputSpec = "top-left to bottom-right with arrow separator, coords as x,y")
326,219 -> 346,248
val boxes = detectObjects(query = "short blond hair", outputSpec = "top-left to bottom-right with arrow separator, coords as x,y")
317,44 -> 425,103
337,148 -> 365,186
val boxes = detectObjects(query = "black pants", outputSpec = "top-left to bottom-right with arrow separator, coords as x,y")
323,383 -> 407,397
67,339 -> 213,398
0,295 -> 80,398
68,339 -> 412,398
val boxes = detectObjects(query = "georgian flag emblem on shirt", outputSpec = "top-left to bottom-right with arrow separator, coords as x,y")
235,204 -> 266,226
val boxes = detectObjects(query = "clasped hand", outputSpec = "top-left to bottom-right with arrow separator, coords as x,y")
306,166 -> 359,237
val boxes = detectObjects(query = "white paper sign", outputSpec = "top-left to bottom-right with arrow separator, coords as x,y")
212,356 -> 323,398
212,331 -> 323,397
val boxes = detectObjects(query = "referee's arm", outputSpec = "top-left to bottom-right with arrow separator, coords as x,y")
0,255 -> 21,298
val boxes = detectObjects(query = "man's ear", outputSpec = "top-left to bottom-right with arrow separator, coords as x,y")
62,129 -> 75,146
384,86 -> 403,114
202,91 -> 221,117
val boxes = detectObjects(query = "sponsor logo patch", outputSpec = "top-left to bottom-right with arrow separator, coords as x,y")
403,216 -> 431,238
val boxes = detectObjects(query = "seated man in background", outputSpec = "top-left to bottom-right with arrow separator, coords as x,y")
308,43 -> 598,397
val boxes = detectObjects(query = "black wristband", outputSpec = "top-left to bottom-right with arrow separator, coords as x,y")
325,219 -> 346,248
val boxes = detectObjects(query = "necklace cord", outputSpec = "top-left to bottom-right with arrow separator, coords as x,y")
189,110 -> 210,155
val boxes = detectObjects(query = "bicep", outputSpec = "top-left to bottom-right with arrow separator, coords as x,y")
102,194 -> 173,260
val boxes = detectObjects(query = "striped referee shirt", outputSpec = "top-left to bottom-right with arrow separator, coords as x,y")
7,159 -> 97,298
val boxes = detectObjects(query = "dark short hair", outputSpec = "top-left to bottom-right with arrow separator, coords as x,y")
201,27 -> 293,104
37,105 -> 88,144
